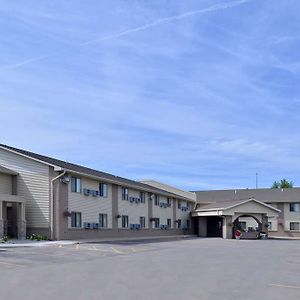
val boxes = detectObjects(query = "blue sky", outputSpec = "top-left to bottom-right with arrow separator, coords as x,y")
1,0 -> 300,191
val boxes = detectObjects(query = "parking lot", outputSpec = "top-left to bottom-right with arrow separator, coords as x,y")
0,237 -> 300,300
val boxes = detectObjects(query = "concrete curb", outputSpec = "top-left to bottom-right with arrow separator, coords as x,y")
0,241 -> 78,248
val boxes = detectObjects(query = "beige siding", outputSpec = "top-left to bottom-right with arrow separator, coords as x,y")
284,203 -> 300,231
152,195 -> 173,228
118,187 -> 148,228
176,200 -> 191,228
68,176 -> 113,228
0,148 -> 49,228
0,173 -> 12,194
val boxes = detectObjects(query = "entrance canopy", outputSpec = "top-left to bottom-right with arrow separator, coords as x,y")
192,198 -> 281,239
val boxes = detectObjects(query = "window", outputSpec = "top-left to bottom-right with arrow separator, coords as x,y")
178,200 -> 181,209
187,203 -> 190,210
99,214 -> 108,228
71,177 -> 81,193
122,187 -> 129,200
71,212 -> 81,228
154,195 -> 159,206
177,219 -> 181,229
140,216 -> 146,228
122,215 -> 129,228
290,203 -> 300,212
268,222 -> 272,230
99,183 -> 108,197
154,218 -> 160,228
186,219 -> 190,229
140,192 -> 146,203
167,198 -> 171,206
290,222 -> 300,231
167,218 -> 171,228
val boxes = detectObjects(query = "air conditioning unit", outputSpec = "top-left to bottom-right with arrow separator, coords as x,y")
93,223 -> 99,229
92,190 -> 99,197
83,189 -> 90,196
84,222 -> 91,229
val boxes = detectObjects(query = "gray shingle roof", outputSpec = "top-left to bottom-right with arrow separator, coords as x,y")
193,188 -> 300,203
0,144 -> 190,200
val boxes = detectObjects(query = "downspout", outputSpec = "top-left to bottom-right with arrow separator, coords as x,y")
50,170 -> 66,240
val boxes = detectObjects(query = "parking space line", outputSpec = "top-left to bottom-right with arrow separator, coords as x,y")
111,247 -> 124,254
0,260 -> 25,267
269,283 -> 300,289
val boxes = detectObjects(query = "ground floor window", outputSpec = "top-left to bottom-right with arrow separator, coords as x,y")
177,219 -> 181,229
140,216 -> 146,228
268,222 -> 272,230
154,218 -> 160,228
290,222 -> 300,231
71,212 -> 82,228
122,215 -> 129,228
186,219 -> 190,229
99,214 -> 108,228
167,218 -> 171,228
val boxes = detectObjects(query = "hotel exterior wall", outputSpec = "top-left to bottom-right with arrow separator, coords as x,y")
176,200 -> 192,228
118,187 -> 148,228
0,148 -> 50,229
152,196 -> 173,228
68,176 -> 113,228
0,173 -> 12,194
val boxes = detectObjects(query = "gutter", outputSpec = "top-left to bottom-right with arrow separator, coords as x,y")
50,170 -> 66,240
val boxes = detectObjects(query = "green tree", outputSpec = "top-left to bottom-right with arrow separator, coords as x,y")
271,178 -> 294,189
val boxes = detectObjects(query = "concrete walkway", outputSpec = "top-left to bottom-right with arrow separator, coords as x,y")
0,235 -> 196,248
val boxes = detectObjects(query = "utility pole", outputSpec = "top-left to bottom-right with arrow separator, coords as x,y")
256,173 -> 258,189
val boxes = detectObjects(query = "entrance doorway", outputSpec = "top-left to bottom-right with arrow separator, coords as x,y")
233,215 -> 262,239
5,203 -> 18,238
207,216 -> 223,237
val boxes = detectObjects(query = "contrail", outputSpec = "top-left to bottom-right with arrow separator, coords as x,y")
1,0 -> 249,70
80,0 -> 250,46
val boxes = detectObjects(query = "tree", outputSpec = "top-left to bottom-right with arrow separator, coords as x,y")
271,178 -> 294,189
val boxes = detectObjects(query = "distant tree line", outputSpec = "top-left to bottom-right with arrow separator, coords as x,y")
271,178 -> 294,189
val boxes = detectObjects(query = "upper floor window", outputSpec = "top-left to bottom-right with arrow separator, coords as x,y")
154,218 -> 160,228
167,198 -> 171,206
122,187 -> 129,200
140,192 -> 146,203
71,212 -> 81,228
99,183 -> 108,197
71,177 -> 81,193
290,203 -> 300,212
290,222 -> 300,231
268,222 -> 272,230
177,200 -> 181,209
154,195 -> 159,206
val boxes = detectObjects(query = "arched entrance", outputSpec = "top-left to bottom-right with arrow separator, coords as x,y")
233,214 -> 262,239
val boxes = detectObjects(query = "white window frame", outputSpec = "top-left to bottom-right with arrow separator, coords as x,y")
154,195 -> 159,206
122,187 -> 129,200
140,216 -> 146,228
290,203 -> 300,212
99,214 -> 108,228
71,177 -> 81,193
140,192 -> 146,203
71,212 -> 82,228
290,222 -> 300,231
99,183 -> 108,197
122,215 -> 129,228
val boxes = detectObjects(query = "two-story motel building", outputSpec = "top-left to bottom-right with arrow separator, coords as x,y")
0,143 -> 300,240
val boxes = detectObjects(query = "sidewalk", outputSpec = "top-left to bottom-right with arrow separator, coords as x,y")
0,235 -> 196,248
0,240 -> 77,248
